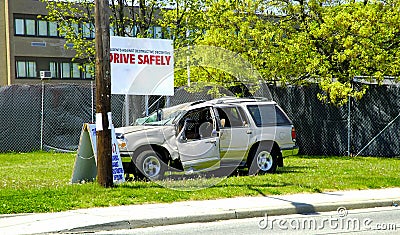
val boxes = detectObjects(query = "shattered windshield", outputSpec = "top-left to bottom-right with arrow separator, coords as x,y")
135,102 -> 191,126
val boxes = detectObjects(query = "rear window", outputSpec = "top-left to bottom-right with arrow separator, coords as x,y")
247,104 -> 292,127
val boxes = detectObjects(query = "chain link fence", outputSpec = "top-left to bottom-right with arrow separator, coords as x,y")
0,82 -> 399,156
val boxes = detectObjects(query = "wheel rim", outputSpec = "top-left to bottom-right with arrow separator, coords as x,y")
142,156 -> 161,178
256,151 -> 273,171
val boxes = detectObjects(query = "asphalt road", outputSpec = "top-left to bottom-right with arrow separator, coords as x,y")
93,206 -> 400,235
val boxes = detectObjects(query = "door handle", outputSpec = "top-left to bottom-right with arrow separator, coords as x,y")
205,140 -> 217,146
246,130 -> 252,134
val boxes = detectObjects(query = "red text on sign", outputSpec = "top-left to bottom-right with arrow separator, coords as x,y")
110,53 -> 135,64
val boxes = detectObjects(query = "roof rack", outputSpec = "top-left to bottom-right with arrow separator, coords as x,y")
213,96 -> 272,104
190,100 -> 206,106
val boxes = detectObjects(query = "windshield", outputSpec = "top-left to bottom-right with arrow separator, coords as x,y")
135,102 -> 191,126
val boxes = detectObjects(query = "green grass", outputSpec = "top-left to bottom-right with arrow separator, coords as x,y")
1,151 -> 399,214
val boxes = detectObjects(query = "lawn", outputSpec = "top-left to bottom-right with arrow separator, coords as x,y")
0,151 -> 399,214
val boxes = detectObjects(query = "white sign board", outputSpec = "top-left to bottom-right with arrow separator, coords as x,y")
110,36 -> 174,96
71,123 -> 125,184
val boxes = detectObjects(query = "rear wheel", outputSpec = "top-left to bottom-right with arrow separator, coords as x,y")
248,147 -> 278,175
136,150 -> 166,181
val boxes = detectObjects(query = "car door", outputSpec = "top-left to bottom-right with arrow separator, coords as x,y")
215,106 -> 252,167
176,107 -> 220,173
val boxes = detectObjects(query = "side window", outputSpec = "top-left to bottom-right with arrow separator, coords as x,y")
179,107 -> 213,140
247,105 -> 275,127
275,106 -> 292,125
247,104 -> 291,127
216,107 -> 246,128
237,107 -> 249,126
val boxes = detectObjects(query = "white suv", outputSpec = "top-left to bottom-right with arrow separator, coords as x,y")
116,97 -> 298,180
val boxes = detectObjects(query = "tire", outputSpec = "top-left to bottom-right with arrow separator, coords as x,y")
248,147 -> 278,175
135,150 -> 166,181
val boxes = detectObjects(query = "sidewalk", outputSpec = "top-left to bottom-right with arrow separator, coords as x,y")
1,188 -> 399,235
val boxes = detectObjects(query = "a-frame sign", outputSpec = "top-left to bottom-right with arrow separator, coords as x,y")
71,123 -> 125,184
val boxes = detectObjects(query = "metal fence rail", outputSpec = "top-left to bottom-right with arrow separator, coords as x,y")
0,82 -> 399,156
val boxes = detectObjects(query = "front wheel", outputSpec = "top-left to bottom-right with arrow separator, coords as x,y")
248,147 -> 278,175
136,150 -> 166,181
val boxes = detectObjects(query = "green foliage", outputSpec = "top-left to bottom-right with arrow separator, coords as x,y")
40,0 -> 162,75
41,0 -> 96,66
0,152 -> 399,214
264,0 -> 400,104
40,0 -> 400,105
171,0 -> 400,104
158,0 -> 206,48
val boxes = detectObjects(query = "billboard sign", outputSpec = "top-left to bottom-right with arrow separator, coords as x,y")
110,36 -> 174,96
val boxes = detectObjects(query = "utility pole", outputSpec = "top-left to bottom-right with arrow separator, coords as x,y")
94,0 -> 113,187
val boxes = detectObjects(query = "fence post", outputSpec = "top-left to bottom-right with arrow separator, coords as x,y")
125,94 -> 130,126
40,81 -> 45,151
91,81 -> 94,123
347,93 -> 351,156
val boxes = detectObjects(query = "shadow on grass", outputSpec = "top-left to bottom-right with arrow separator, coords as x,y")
118,181 -> 165,189
276,165 -> 310,174
119,172 -> 296,192
120,165 -> 310,190
295,155 -> 352,160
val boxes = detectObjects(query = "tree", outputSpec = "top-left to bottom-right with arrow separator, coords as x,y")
158,0 -> 206,49
171,0 -> 400,104
269,0 -> 400,104
162,0 -> 276,95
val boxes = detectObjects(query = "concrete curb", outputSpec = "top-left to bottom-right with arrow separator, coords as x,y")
62,198 -> 398,233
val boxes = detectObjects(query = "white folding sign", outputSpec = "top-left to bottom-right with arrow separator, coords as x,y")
110,36 -> 174,96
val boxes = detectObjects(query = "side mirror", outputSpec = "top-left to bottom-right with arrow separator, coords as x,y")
180,134 -> 187,143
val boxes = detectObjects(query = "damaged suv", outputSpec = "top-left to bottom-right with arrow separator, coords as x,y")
116,97 -> 298,180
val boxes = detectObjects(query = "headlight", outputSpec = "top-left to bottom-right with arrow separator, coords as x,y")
116,133 -> 128,151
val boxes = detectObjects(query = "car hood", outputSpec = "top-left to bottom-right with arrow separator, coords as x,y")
115,125 -> 173,135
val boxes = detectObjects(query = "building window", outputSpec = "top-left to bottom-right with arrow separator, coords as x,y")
49,22 -> 58,37
15,18 -> 25,35
50,61 -> 93,80
49,62 -> 58,79
25,19 -> 36,36
110,26 -> 116,36
82,22 -> 95,39
72,63 -> 80,78
148,26 -> 164,39
16,57 -> 93,80
16,61 -> 37,78
38,20 -> 48,36
15,15 -> 59,37
125,25 -> 138,37
72,23 -> 79,36
83,64 -> 93,79
153,26 -> 163,39
61,62 -> 71,78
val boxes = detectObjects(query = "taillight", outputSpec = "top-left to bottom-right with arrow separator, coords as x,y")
291,127 -> 297,142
